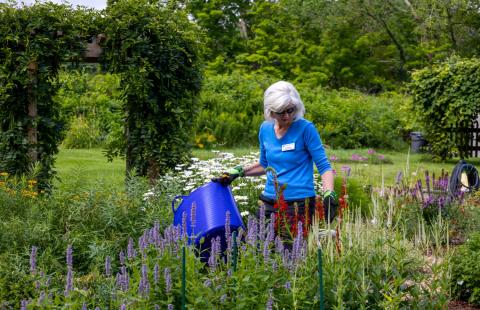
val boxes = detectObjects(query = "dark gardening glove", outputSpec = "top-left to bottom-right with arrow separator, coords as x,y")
212,165 -> 245,186
322,190 -> 338,223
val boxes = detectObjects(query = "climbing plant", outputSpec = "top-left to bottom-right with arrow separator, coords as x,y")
101,0 -> 203,179
410,57 -> 480,160
0,2 -> 99,189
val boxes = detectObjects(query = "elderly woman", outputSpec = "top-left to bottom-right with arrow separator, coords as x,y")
214,81 -> 337,225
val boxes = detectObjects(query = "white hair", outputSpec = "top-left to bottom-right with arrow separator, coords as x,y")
263,81 -> 305,121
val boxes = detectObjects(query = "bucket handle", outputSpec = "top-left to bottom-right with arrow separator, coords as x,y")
171,195 -> 187,213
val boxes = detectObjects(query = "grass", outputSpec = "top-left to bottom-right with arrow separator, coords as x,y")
55,148 -> 125,190
55,147 -> 480,190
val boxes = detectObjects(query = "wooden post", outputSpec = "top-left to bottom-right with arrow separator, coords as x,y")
27,61 -> 38,162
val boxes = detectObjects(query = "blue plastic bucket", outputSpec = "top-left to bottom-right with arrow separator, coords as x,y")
172,182 -> 244,247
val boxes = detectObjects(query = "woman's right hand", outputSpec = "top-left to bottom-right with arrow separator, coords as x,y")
211,166 -> 244,186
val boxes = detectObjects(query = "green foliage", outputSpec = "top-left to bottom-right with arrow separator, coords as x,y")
410,58 -> 480,159
196,72 -> 409,149
54,68 -> 124,149
0,173 -> 180,305
101,0 -> 203,178
62,116 -> 102,149
0,2 -> 100,188
450,232 -> 480,306
301,86 -> 408,150
195,72 -> 273,148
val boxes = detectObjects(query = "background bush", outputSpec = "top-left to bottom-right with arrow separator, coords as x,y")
302,87 -> 409,150
195,71 -> 410,149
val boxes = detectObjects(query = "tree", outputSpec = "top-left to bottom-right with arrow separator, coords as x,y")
102,0 -> 203,179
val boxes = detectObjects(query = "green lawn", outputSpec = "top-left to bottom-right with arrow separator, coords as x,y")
55,147 -> 480,190
55,148 -> 125,190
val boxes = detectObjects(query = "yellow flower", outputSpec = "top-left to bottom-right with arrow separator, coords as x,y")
0,172 -> 8,177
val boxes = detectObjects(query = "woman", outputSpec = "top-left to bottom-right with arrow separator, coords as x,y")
213,81 -> 337,226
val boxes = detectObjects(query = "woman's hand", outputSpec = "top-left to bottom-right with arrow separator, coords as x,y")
322,190 -> 338,223
211,166 -> 244,186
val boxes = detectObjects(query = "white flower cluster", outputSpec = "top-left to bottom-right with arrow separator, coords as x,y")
146,151 -> 265,209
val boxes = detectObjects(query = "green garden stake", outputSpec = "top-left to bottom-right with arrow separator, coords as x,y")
318,248 -> 324,310
232,231 -> 238,272
182,246 -> 186,310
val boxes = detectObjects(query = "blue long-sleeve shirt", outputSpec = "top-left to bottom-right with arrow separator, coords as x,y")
259,118 -> 331,200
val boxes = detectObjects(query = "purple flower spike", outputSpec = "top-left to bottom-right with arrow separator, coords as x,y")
64,266 -> 73,296
182,211 -> 187,238
220,294 -> 227,303
395,171 -> 403,185
82,302 -> 87,310
20,300 -> 28,310
259,204 -> 266,242
167,304 -> 174,310
266,289 -> 274,310
203,279 -> 212,287
138,264 -> 150,296
425,171 -> 431,194
208,237 -> 219,271
119,250 -> 125,265
292,222 -> 304,264
127,238 -> 137,259
225,211 -> 231,250
30,246 -> 37,274
247,217 -> 258,246
164,267 -> 172,294
120,304 -> 126,310
39,291 -> 46,304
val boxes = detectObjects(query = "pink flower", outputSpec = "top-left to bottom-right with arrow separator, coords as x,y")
367,149 -> 376,155
351,154 -> 361,161
330,155 -> 338,161
378,154 -> 385,160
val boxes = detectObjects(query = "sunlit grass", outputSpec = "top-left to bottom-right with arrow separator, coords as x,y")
55,148 -> 125,190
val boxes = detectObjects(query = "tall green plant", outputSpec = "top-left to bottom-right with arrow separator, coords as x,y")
410,57 -> 480,159
101,0 -> 203,179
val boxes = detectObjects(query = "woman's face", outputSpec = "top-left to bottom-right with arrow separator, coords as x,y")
273,106 -> 296,127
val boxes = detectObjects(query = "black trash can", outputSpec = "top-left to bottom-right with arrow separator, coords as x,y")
410,132 -> 426,153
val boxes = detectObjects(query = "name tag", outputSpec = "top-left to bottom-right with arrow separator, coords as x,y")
281,143 -> 295,152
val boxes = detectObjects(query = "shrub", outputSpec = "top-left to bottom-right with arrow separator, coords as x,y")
61,116 -> 102,149
196,72 -> 409,149
195,71 -> 273,148
409,57 -> 480,160
301,87 -> 408,150
450,232 -> 480,306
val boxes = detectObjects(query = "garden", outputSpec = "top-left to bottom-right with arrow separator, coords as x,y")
1,0 -> 480,309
